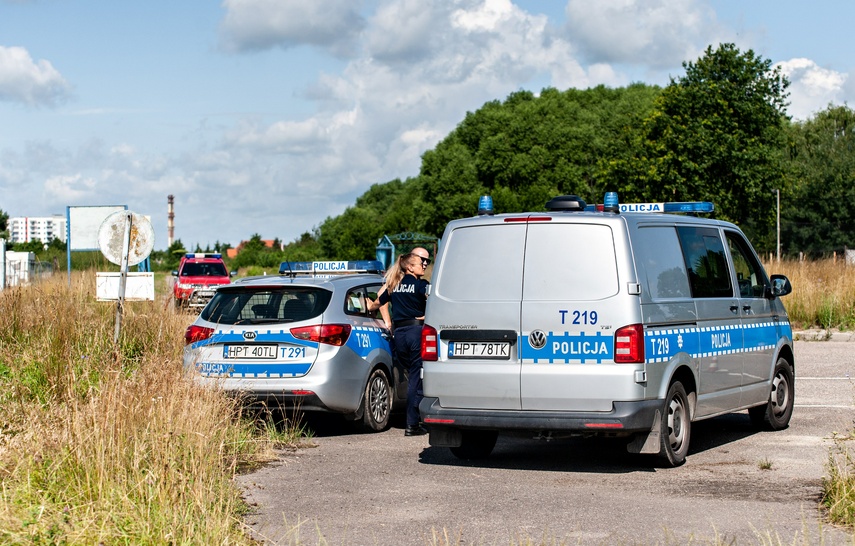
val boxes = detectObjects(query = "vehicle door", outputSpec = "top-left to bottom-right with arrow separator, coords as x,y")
723,230 -> 779,405
343,283 -> 399,393
676,226 -> 743,417
519,221 -> 623,411
424,222 -> 526,410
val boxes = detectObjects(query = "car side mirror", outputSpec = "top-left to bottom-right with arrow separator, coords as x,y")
230,271 -> 237,277
171,270 -> 178,276
766,274 -> 792,298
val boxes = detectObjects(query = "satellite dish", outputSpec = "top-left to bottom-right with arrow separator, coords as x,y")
98,211 -> 155,266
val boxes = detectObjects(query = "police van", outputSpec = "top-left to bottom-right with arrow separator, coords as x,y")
419,193 -> 794,466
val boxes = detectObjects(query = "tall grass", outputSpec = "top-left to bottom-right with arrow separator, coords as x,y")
0,271 -> 282,544
766,258 -> 855,330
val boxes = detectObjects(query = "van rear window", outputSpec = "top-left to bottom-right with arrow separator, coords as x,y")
523,223 -> 618,300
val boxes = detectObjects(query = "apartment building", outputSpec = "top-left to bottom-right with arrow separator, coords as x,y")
8,215 -> 67,244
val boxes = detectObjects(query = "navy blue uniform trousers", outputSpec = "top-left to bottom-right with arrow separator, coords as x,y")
394,324 -> 423,428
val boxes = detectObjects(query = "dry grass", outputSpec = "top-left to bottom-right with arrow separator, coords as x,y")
766,258 -> 855,330
0,271 -> 286,544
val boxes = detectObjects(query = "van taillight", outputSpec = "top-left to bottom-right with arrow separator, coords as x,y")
421,324 -> 438,361
290,324 -> 351,346
614,324 -> 644,363
185,325 -> 214,345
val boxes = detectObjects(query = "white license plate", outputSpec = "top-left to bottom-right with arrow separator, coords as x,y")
448,341 -> 510,359
224,344 -> 278,360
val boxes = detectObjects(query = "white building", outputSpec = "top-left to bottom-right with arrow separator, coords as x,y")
8,215 -> 67,245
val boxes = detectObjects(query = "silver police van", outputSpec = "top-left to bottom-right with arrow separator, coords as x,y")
419,193 -> 794,466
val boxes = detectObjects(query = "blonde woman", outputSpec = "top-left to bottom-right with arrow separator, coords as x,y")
369,249 -> 431,436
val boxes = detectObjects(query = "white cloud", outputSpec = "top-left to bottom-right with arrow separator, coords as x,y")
563,0 -> 720,69
777,58 -> 848,120
0,46 -> 70,106
219,0 -> 365,56
44,174 -> 96,202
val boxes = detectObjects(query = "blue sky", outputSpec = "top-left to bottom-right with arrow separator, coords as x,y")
1,0 -> 853,251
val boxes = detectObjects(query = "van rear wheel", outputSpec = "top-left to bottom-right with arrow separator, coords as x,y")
749,357 -> 794,431
658,381 -> 690,467
450,430 -> 498,460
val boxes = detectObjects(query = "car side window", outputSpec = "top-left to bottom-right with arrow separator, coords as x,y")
725,230 -> 768,298
345,287 -> 368,315
676,226 -> 733,298
635,226 -> 691,300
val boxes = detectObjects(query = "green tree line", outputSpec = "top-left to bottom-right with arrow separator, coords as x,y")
5,43 -> 853,269
284,43 -> 855,261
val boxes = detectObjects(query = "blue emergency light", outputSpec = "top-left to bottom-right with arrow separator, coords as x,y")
572,193 -> 714,215
478,195 -> 494,215
279,260 -> 385,276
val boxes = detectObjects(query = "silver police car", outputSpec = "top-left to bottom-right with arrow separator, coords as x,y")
183,260 -> 405,431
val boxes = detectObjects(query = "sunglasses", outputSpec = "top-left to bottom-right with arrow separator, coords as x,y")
416,257 -> 431,266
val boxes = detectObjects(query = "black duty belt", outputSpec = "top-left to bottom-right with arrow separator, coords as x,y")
394,319 -> 424,328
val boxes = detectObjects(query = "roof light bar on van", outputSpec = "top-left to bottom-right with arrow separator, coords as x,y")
278,260 -> 385,276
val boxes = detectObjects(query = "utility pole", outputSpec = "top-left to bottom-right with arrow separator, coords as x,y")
775,189 -> 781,262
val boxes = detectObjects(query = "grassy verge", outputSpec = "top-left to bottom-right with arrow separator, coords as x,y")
0,271 -> 303,544
766,258 -> 855,330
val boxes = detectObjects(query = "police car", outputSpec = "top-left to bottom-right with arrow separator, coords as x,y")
183,260 -> 405,431
420,192 -> 794,466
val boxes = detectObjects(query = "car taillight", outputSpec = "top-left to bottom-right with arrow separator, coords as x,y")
614,323 -> 644,363
185,325 -> 214,345
421,324 -> 438,361
290,324 -> 352,346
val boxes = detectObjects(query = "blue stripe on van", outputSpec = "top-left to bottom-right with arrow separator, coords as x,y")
520,321 -> 790,364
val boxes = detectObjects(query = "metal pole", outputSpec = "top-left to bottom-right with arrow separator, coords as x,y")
775,189 -> 781,262
114,212 -> 132,345
0,238 -> 6,291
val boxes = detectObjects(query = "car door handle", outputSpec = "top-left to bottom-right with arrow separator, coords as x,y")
730,305 -> 739,313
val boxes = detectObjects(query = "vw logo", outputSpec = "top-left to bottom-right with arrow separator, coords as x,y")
243,331 -> 257,340
528,330 -> 547,349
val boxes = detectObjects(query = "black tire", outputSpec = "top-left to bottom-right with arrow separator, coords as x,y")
658,381 -> 691,467
749,357 -> 794,431
360,369 -> 392,432
450,430 -> 498,460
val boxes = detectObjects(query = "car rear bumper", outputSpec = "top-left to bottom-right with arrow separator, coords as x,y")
419,396 -> 661,433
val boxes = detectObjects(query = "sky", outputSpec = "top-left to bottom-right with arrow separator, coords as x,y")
1,0 -> 853,252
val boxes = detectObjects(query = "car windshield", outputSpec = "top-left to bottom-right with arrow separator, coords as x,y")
181,262 -> 228,277
200,287 -> 332,325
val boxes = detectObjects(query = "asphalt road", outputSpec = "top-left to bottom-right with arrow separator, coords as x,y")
237,340 -> 855,545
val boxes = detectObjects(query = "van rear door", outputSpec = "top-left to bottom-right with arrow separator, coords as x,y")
518,221 -> 630,411
425,222 -> 526,410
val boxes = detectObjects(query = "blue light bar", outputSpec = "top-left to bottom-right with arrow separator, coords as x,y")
279,260 -> 385,275
662,202 -> 714,214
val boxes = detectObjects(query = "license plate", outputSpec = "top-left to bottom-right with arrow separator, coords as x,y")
224,344 -> 278,360
448,341 -> 510,359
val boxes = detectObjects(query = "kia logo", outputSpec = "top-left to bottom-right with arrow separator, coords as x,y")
528,330 -> 547,349
243,331 -> 257,340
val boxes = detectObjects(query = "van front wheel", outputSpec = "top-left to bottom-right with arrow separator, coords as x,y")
749,358 -> 794,431
658,381 -> 691,467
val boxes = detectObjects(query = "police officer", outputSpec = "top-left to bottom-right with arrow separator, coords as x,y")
370,248 -> 431,436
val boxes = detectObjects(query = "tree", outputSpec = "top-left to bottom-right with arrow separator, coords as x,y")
603,44 -> 790,249
0,208 -> 8,240
782,105 -> 855,255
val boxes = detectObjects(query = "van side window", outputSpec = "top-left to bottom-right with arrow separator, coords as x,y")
676,227 -> 733,298
635,227 -> 691,299
725,231 -> 768,298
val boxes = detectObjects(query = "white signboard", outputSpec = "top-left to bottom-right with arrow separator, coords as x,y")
67,205 -> 127,251
95,272 -> 155,301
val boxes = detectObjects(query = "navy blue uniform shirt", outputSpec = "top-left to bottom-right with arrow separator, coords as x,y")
379,273 -> 429,321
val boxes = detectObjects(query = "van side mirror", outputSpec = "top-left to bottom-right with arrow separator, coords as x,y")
171,270 -> 178,276
766,274 -> 792,298
230,271 -> 237,277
